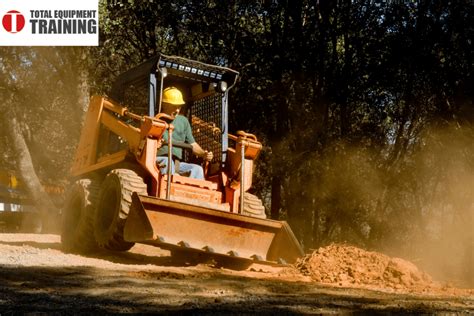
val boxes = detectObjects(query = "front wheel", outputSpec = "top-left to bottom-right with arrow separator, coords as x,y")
94,169 -> 147,251
61,178 -> 100,253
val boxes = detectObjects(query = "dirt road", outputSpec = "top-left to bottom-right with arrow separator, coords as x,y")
0,233 -> 472,314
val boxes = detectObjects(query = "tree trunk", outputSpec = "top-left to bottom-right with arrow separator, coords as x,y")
4,108 -> 59,232
77,49 -> 90,116
270,175 -> 282,220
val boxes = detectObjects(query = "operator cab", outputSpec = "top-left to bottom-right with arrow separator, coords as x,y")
110,54 -> 239,172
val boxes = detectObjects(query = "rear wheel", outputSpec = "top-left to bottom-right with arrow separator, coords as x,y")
241,193 -> 266,219
61,178 -> 99,253
94,169 -> 147,251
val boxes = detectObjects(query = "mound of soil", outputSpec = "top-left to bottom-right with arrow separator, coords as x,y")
295,244 -> 450,294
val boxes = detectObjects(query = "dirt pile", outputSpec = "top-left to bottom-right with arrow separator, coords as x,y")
295,244 -> 445,294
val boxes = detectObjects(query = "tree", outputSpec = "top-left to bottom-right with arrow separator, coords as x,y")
0,47 -> 91,230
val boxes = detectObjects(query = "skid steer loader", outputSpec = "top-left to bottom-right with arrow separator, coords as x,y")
61,53 -> 303,266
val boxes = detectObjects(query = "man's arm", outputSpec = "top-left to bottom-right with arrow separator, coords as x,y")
190,142 -> 213,161
184,116 -> 213,161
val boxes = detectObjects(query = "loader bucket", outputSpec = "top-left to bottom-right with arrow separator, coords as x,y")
124,193 -> 304,265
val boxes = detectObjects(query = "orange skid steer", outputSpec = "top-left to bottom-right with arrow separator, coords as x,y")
61,54 -> 303,266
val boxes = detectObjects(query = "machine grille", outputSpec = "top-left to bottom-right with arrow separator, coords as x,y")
189,94 -> 222,164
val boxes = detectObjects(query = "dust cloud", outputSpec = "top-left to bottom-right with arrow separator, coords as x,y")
285,123 -> 474,289
398,124 -> 474,288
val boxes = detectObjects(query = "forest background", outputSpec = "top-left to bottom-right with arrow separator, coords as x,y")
0,1 -> 472,286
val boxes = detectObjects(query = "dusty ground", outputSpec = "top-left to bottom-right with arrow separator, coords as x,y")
0,233 -> 472,314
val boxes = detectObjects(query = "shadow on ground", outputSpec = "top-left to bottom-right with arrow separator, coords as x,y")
0,235 -> 473,314
0,264 -> 473,314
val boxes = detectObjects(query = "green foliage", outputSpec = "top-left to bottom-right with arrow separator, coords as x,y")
0,47 -> 87,184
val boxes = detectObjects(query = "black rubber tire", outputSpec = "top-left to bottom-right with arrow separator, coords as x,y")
94,169 -> 147,251
61,178 -> 100,253
241,193 -> 267,219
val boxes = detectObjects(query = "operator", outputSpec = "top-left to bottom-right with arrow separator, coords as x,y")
156,86 -> 213,179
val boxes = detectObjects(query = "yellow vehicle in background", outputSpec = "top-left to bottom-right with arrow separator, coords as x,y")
0,171 -> 30,231
0,170 -> 63,232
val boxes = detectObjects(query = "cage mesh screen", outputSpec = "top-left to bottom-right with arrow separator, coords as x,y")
189,94 -> 222,164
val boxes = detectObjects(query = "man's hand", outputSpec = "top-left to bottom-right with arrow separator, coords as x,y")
203,150 -> 213,162
191,142 -> 213,161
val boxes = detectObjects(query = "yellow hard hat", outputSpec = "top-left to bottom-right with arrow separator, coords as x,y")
162,87 -> 185,105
